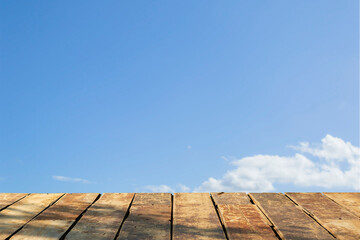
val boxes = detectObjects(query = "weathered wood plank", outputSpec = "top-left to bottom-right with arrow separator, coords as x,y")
11,193 -> 99,240
211,192 -> 250,205
66,193 -> 134,240
0,193 -> 28,211
323,192 -> 360,218
250,193 -> 333,240
211,192 -> 277,240
0,193 -> 63,239
173,193 -> 226,240
286,192 -> 360,240
117,193 -> 171,240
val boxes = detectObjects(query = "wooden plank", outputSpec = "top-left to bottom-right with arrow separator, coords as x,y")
286,192 -> 360,240
0,193 -> 63,239
323,192 -> 360,218
11,193 -> 99,240
173,193 -> 226,240
250,193 -> 333,240
211,192 -> 277,240
0,193 -> 28,211
66,193 -> 134,240
118,193 -> 171,240
211,192 -> 250,205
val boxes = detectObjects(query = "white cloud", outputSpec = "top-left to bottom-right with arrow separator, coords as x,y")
195,135 -> 360,192
178,184 -> 191,192
291,134 -> 359,162
52,175 -> 91,184
144,184 -> 175,193
143,184 -> 190,193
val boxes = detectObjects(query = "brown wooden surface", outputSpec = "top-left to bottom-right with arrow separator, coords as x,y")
286,192 -> 360,240
211,192 -> 277,240
11,193 -> 98,240
117,193 -> 171,240
66,193 -> 134,240
323,192 -> 360,218
0,193 -> 28,211
211,192 -> 250,205
0,193 -> 64,239
173,193 -> 226,240
0,192 -> 357,239
250,193 -> 334,240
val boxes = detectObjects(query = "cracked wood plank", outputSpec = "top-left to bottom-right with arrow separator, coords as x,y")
66,193 -> 134,240
11,193 -> 99,240
211,192 -> 277,240
173,193 -> 226,240
117,193 -> 171,240
0,193 -> 64,239
323,192 -> 360,218
250,193 -> 334,240
286,192 -> 360,240
0,193 -> 28,211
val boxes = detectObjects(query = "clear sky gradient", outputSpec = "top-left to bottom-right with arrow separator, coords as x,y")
1,0 -> 359,193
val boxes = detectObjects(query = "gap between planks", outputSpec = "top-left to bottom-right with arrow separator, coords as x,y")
6,193 -> 65,240
64,193 -> 134,239
249,193 -> 335,240
113,194 -> 136,240
284,193 -> 337,239
212,193 -> 280,240
118,193 -> 172,239
210,193 -> 230,240
246,194 -> 282,240
286,192 -> 360,240
4,192 -> 357,240
170,194 -> 173,240
59,193 -> 102,240
0,194 -> 30,212
323,192 -> 360,219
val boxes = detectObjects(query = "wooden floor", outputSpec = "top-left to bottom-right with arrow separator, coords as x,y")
0,192 -> 359,240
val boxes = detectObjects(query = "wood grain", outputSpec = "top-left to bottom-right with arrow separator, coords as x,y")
211,192 -> 277,240
173,193 -> 226,240
11,193 -> 98,240
66,193 -> 134,240
286,192 -> 360,240
211,192 -> 250,205
0,192 -> 356,238
323,192 -> 360,218
0,193 -> 64,239
0,193 -> 28,211
117,193 -> 171,240
250,193 -> 334,240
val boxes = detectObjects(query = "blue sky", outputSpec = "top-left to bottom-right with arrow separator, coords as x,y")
0,0 -> 359,193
